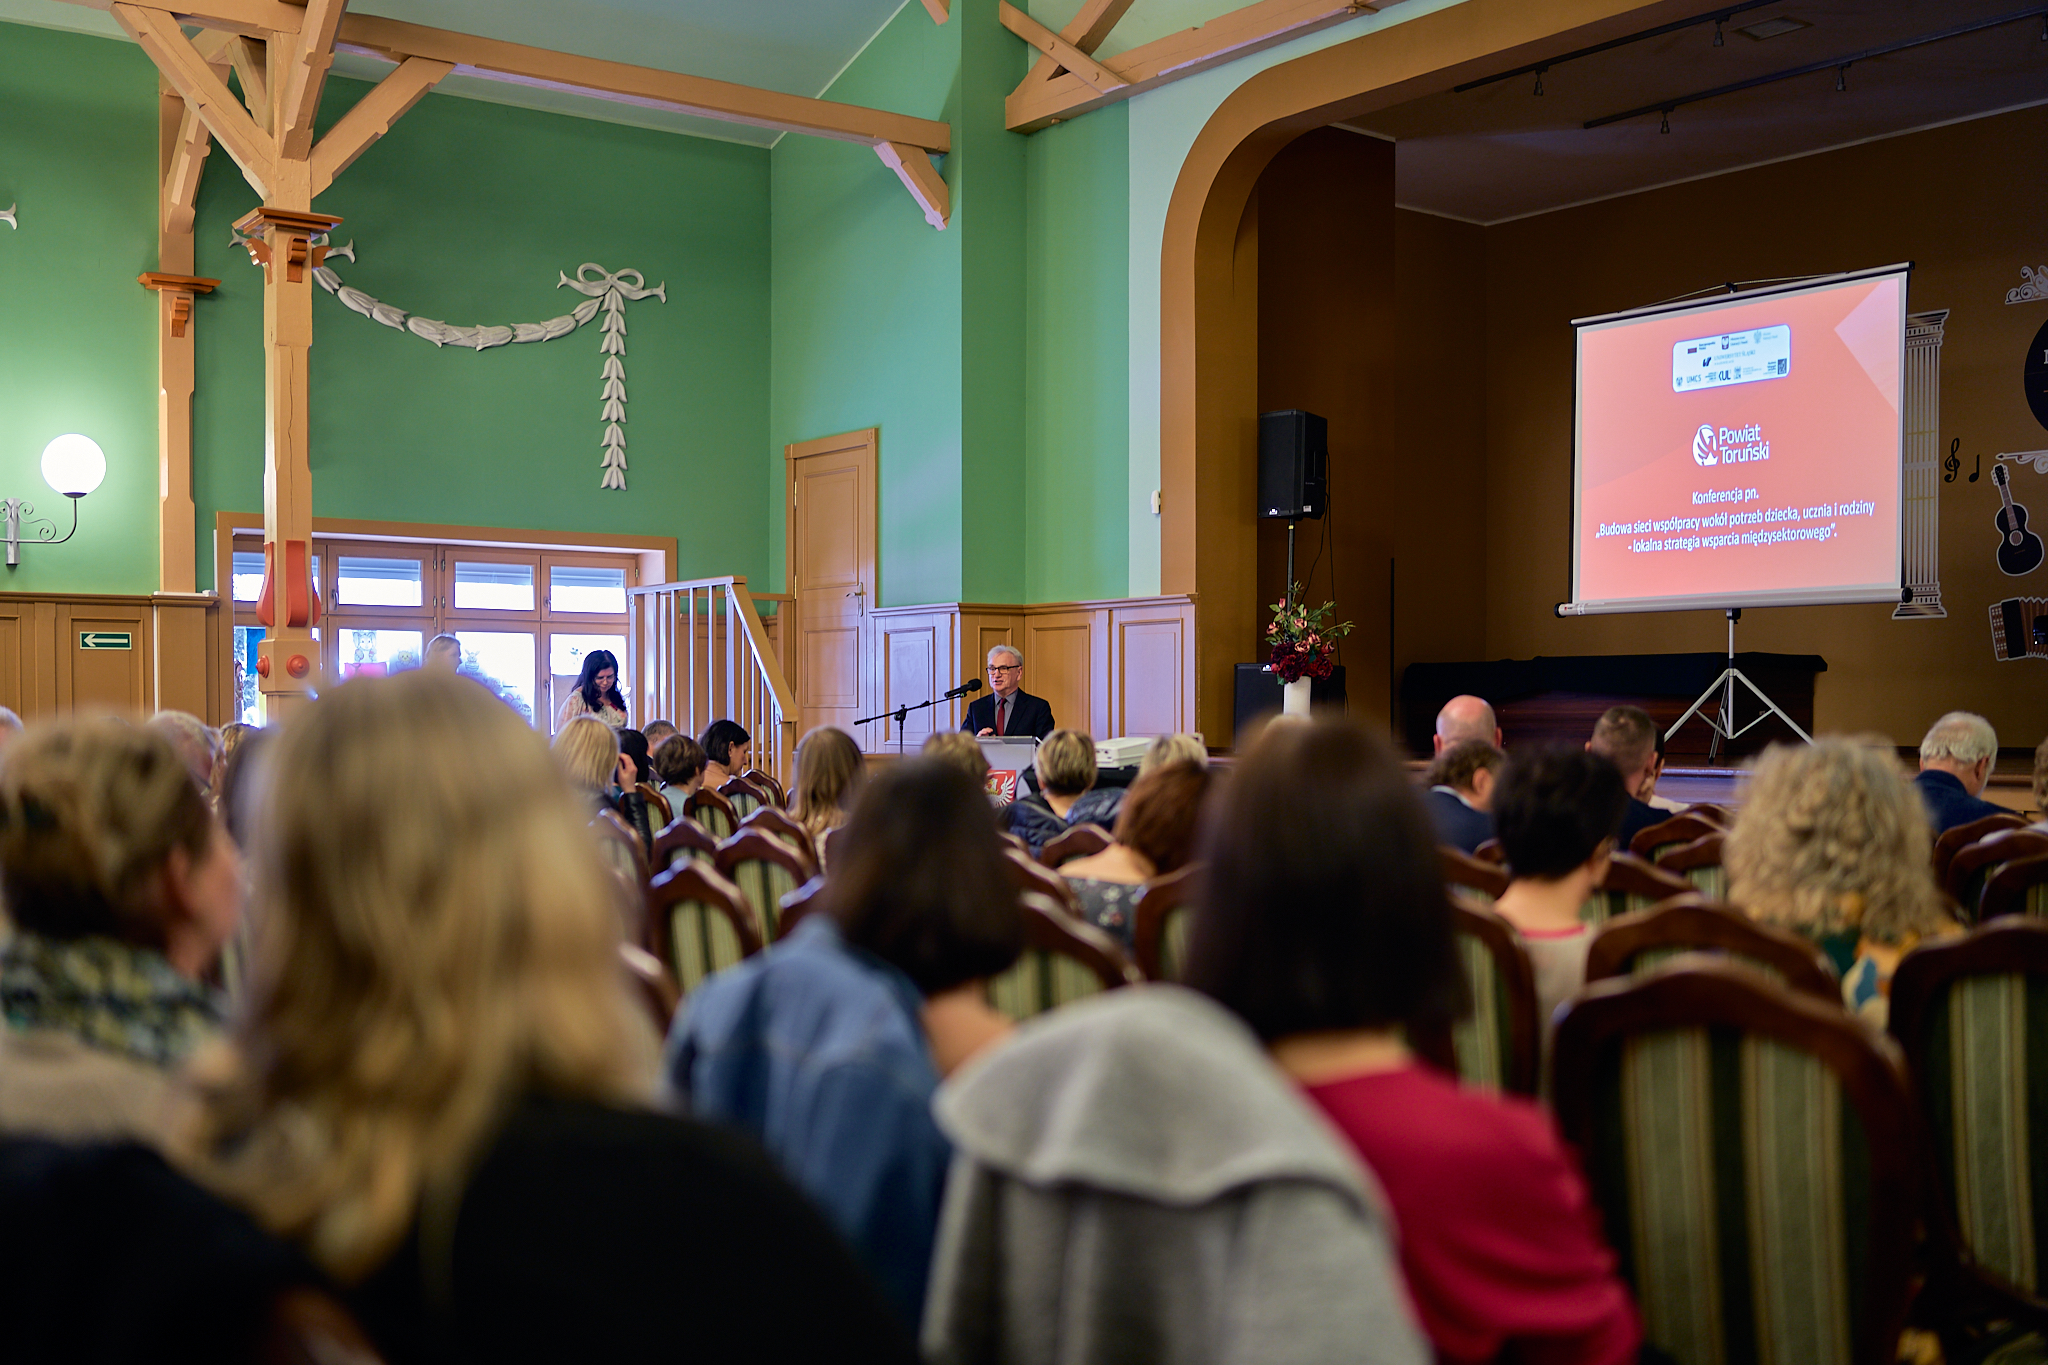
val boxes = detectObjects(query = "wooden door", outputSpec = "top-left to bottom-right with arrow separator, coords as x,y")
787,429 -> 875,741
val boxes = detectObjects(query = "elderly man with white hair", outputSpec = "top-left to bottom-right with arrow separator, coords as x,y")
1913,711 -> 2008,834
961,644 -> 1054,740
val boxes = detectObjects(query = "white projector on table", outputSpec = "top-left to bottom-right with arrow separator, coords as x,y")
1094,736 -> 1155,769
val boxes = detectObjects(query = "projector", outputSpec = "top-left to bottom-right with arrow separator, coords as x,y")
1094,736 -> 1155,768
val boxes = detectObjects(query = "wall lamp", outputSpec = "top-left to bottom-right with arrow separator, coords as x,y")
6,434 -> 106,569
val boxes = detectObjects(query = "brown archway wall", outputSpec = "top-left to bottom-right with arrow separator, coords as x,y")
1160,0 -> 1689,744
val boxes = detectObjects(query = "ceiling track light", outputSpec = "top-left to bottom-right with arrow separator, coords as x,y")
1660,109 -> 1672,133
1835,63 -> 1848,91
1713,18 -> 1725,46
1534,67 -> 1546,95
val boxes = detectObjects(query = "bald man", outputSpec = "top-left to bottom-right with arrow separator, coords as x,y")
1434,695 -> 1502,756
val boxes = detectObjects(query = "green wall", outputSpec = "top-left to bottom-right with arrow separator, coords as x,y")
192,72 -> 771,590
0,25 -> 159,595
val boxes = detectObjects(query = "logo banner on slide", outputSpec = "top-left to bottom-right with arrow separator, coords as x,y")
1571,268 -> 1907,614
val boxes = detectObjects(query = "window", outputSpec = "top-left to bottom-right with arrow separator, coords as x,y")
230,535 -> 638,731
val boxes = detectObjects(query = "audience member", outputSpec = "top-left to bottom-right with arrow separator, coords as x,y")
1491,748 -> 1629,1050
148,710 -> 222,799
700,718 -> 752,790
1913,711 -> 2007,834
555,648 -> 627,729
1727,738 -> 1956,1021
422,633 -> 462,673
1181,717 -> 1639,1365
617,727 -> 651,787
551,715 -> 642,879
2033,735 -> 2048,833
671,760 -> 1021,1328
1423,739 -> 1501,854
642,718 -> 678,752
922,731 -> 990,787
650,732 -> 707,806
1434,694 -> 1501,756
792,726 -> 863,864
1586,705 -> 1665,849
180,672 -> 917,1363
210,721 -> 254,801
216,726 -> 275,850
0,706 -> 23,750
1059,760 -> 1211,947
1139,732 -> 1207,773
0,719 -> 239,1145
1004,729 -> 1121,851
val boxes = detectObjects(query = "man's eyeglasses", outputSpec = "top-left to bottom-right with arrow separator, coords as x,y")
987,664 -> 1021,674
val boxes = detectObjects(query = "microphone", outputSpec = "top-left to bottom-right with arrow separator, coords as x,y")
943,678 -> 985,700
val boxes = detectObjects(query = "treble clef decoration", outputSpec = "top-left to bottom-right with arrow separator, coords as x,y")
1943,438 -> 1980,484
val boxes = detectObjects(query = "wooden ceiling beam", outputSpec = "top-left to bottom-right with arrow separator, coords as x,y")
920,0 -> 950,21
276,0 -> 345,158
113,3 -> 275,197
308,55 -> 453,195
874,142 -> 948,228
162,99 -> 214,233
1019,0 -> 1138,87
228,34 -> 269,130
999,2 -> 1126,93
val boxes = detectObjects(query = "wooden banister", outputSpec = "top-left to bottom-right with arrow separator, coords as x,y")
630,575 -> 799,788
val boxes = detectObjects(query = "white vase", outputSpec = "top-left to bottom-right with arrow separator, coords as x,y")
1282,676 -> 1313,717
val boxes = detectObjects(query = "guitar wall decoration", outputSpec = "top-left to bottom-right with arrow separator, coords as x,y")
1992,463 -> 2044,576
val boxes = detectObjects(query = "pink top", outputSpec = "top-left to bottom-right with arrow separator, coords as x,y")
1304,1064 -> 1639,1365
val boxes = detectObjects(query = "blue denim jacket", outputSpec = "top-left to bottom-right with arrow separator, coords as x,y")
665,917 -> 947,1328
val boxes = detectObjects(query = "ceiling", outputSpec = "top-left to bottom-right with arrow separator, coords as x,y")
1351,0 -> 2048,225
0,0 -> 915,146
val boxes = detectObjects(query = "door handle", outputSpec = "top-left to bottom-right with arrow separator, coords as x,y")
847,586 -> 866,617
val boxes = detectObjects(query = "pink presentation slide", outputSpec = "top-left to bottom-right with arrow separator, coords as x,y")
1575,273 -> 1904,610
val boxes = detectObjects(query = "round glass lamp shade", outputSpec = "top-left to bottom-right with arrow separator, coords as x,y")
41,434 -> 106,497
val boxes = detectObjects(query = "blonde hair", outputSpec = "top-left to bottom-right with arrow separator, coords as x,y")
180,672 -> 653,1280
792,726 -> 863,840
922,731 -> 988,782
1034,729 -> 1096,798
0,716 -> 212,945
1726,738 -> 1947,943
552,715 -> 619,794
1140,733 -> 1207,775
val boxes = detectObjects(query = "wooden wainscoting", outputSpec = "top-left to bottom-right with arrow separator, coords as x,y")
0,593 -> 224,722
857,595 -> 1196,751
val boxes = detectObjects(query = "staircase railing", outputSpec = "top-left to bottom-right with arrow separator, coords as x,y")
628,576 -> 798,787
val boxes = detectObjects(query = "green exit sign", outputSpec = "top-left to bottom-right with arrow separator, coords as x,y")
78,632 -> 133,650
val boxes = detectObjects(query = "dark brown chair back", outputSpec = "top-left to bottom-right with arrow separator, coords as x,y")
1654,832 -> 1728,901
987,890 -> 1142,1020
1945,830 -> 2048,922
1039,822 -> 1114,869
643,859 -> 760,996
1131,863 -> 1200,982
777,875 -> 828,937
1408,900 -> 1539,1097
650,814 -> 717,871
1682,803 -> 1734,825
1003,846 -> 1082,917
259,1286 -> 389,1365
636,782 -> 673,831
1582,853 -> 1692,928
1980,851 -> 2048,922
685,787 -> 739,840
1934,812 -> 2031,880
619,943 -> 681,1038
715,826 -> 817,940
1585,894 -> 1839,1001
742,767 -> 785,807
718,775 -> 767,820
1552,961 -> 1917,1365
740,804 -> 818,866
1472,837 -> 1506,865
1439,845 -> 1510,904
1629,811 -> 1725,861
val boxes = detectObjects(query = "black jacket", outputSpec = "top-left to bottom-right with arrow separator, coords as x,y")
962,688 -> 1054,739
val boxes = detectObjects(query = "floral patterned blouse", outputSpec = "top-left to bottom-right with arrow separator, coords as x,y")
556,691 -> 628,729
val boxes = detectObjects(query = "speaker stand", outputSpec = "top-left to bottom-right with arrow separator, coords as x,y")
1285,519 -> 1297,604
1664,608 -> 1812,764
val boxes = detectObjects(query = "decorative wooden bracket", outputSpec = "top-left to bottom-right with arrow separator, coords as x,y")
233,206 -> 342,282
920,0 -> 949,20
874,142 -> 949,229
137,272 -> 221,337
998,3 -> 1126,93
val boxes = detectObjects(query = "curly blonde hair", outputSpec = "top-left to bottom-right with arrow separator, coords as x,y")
1725,738 -> 1946,943
180,672 -> 653,1281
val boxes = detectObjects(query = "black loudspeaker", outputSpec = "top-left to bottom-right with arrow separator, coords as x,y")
1258,410 -> 1327,520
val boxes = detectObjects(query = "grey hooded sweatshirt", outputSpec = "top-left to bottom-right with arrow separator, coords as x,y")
921,986 -> 1428,1365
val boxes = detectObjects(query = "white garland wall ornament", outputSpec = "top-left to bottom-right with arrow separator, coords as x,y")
1,204 -> 17,230
293,238 -> 666,490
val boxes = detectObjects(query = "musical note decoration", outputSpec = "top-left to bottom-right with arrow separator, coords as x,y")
1943,437 -> 1980,484
299,238 -> 667,490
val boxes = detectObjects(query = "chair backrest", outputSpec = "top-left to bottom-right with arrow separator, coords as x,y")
1683,803 -> 1734,825
636,782 -> 673,831
1472,837 -> 1506,865
684,787 -> 738,840
1945,830 -> 2048,922
1410,900 -> 1540,1097
987,890 -> 1142,1021
741,767 -> 785,807
739,804 -> 818,866
1581,853 -> 1692,928
1439,844 -> 1510,905
1980,852 -> 2048,922
1887,920 -> 2048,1315
1003,847 -> 1082,917
1654,831 -> 1729,902
718,775 -> 765,820
1000,830 -> 1031,856
650,814 -> 718,871
1586,895 -> 1840,1001
259,1286 -> 389,1365
777,875 -> 827,937
714,827 -> 817,941
1039,822 -> 1114,869
588,810 -> 648,939
619,942 -> 681,1038
1934,812 -> 2031,880
1552,961 -> 1917,1365
1131,862 -> 1200,982
642,859 -> 760,996
1630,812 -> 1726,861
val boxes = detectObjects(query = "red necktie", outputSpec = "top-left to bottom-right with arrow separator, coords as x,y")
996,698 -> 1008,735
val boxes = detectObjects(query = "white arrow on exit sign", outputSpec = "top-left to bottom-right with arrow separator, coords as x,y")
78,632 -> 133,650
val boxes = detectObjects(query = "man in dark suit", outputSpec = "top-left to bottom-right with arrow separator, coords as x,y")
1588,705 -> 1667,852
961,644 -> 1054,740
1912,711 -> 2008,834
1424,739 -> 1501,854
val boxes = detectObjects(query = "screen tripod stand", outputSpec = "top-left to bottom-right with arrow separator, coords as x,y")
1664,609 -> 1813,764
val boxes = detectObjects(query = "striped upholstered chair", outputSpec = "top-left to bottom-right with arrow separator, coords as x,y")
650,814 -> 717,873
1629,811 -> 1726,862
684,788 -> 739,841
1131,863 -> 1199,982
1981,852 -> 2048,922
714,827 -> 816,941
1947,832 -> 2048,924
717,775 -> 765,821
1888,921 -> 2048,1357
1439,845 -> 1510,908
1655,832 -> 1729,902
1552,960 -> 1918,1365
738,804 -> 818,868
642,859 -> 761,999
987,892 -> 1142,1021
1584,895 -> 1839,1003
1410,900 -> 1539,1097
1579,853 -> 1691,929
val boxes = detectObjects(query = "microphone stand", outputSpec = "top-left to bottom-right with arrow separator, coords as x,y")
856,686 -> 978,757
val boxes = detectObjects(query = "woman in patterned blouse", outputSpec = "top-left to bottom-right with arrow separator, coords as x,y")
1059,760 -> 1210,948
555,649 -> 628,729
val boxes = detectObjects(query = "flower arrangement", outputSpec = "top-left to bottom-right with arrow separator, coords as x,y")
1266,584 -> 1353,683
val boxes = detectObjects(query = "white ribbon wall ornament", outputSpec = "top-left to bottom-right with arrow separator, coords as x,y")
296,239 -> 667,490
